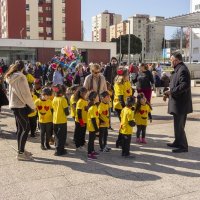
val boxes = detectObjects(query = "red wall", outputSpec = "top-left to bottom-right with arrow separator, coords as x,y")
87,49 -> 110,64
100,29 -> 106,42
7,0 -> 26,39
37,48 -> 55,64
65,0 -> 81,41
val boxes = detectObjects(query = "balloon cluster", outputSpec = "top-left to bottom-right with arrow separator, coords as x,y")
51,46 -> 81,70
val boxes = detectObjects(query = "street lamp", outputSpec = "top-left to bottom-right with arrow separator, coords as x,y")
124,20 -> 131,65
20,27 -> 24,39
118,30 -> 122,64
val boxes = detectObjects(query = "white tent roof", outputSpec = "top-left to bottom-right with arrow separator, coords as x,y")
148,12 -> 200,28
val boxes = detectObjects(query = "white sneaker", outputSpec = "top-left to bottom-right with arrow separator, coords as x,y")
17,153 -> 33,161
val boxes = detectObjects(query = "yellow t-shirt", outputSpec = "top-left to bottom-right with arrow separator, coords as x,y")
113,83 -> 125,110
26,74 -> 35,84
124,80 -> 132,99
98,102 -> 110,128
75,98 -> 88,124
87,105 -> 99,132
35,99 -> 53,123
135,104 -> 151,126
70,94 -> 76,118
120,107 -> 135,135
28,94 -> 38,117
52,96 -> 68,124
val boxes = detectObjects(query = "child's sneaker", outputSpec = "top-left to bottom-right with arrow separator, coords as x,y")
103,147 -> 110,152
105,145 -> 111,151
141,138 -> 147,144
17,153 -> 33,161
92,151 -> 99,156
24,150 -> 33,156
136,138 -> 140,143
49,137 -> 55,145
88,154 -> 97,160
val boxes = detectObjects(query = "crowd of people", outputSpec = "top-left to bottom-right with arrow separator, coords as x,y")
0,52 -> 192,161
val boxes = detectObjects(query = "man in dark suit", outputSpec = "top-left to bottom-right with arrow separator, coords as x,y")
164,52 -> 193,153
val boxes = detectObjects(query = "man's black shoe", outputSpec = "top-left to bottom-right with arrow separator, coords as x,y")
167,143 -> 179,148
172,148 -> 188,153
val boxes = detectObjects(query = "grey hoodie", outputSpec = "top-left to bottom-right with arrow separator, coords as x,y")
6,72 -> 35,109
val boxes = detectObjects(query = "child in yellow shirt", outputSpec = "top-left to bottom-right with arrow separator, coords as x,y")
120,96 -> 136,157
87,91 -> 99,160
98,91 -> 111,152
135,93 -> 152,144
35,87 -> 53,150
52,84 -> 69,156
74,87 -> 88,151
28,86 -> 38,138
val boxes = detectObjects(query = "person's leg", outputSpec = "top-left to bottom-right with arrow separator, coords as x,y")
40,123 -> 45,148
74,122 -> 81,148
88,132 -> 94,154
174,114 -> 188,150
54,124 -> 62,154
99,128 -> 103,150
45,122 -> 53,148
121,134 -> 125,156
124,135 -> 131,156
29,116 -> 36,137
103,128 -> 108,148
81,125 -> 86,147
60,123 -> 67,152
136,125 -> 142,138
15,108 -> 30,153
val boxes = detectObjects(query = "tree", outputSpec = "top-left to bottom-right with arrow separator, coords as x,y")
111,34 -> 142,61
171,28 -> 187,49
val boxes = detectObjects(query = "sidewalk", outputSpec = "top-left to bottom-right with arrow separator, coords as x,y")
0,87 -> 200,200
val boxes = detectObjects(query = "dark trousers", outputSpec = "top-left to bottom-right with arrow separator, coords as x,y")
99,127 -> 108,149
115,109 -> 122,121
136,125 -> 147,138
28,116 -> 37,136
173,114 -> 188,149
12,108 -> 30,153
54,123 -> 67,153
88,131 -> 96,154
121,134 -> 132,156
74,122 -> 86,148
40,122 -> 53,146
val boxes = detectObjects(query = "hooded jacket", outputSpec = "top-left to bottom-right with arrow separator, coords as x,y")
6,72 -> 35,109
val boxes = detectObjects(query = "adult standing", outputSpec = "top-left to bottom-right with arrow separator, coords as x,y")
133,63 -> 155,103
83,63 -> 107,100
73,63 -> 85,86
53,64 -> 64,85
33,62 -> 43,80
164,52 -> 193,153
5,61 -> 35,160
155,62 -> 162,77
103,57 -> 119,86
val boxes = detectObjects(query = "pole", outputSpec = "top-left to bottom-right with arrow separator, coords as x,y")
128,20 -> 130,66
180,27 -> 183,55
119,31 -> 122,64
189,27 -> 192,64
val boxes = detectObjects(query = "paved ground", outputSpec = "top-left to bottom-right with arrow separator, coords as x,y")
0,87 -> 200,200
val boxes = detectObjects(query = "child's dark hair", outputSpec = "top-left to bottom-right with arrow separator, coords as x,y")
88,91 -> 98,108
41,87 -> 52,96
126,96 -> 135,107
135,93 -> 152,114
100,91 -> 109,99
74,87 -> 87,102
70,85 -> 79,93
53,84 -> 63,97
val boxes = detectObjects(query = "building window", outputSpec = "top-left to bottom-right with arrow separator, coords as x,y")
62,0 -> 65,3
62,17 -> 65,23
62,7 -> 65,13
193,48 -> 199,54
46,0 -> 52,3
62,27 -> 65,33
39,17 -> 43,23
45,7 -> 52,12
26,26 -> 30,32
26,4 -> 29,10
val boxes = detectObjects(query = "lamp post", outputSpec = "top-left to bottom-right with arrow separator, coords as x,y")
124,20 -> 131,65
118,30 -> 122,64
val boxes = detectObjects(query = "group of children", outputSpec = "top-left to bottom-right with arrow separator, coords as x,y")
27,67 -> 152,160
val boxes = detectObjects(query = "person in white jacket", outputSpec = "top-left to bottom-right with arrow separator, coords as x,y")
5,61 -> 35,161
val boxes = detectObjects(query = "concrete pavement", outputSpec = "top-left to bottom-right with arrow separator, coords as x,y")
0,87 -> 200,200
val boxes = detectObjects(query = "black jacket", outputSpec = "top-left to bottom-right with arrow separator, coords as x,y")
103,64 -> 117,86
168,62 -> 193,115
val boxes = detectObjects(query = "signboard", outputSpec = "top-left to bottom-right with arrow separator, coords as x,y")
162,48 -> 171,59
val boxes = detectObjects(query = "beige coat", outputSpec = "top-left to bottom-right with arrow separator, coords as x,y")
6,72 -> 35,109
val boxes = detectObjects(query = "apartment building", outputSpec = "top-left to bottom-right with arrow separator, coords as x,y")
0,0 -> 81,41
92,10 -> 122,42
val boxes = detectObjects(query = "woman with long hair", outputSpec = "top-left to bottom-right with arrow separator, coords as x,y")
53,64 -> 64,85
5,61 -> 35,161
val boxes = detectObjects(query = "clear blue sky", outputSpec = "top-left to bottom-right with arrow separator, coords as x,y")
82,0 -> 190,41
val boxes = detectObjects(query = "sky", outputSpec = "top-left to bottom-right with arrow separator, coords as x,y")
81,0 -> 190,41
